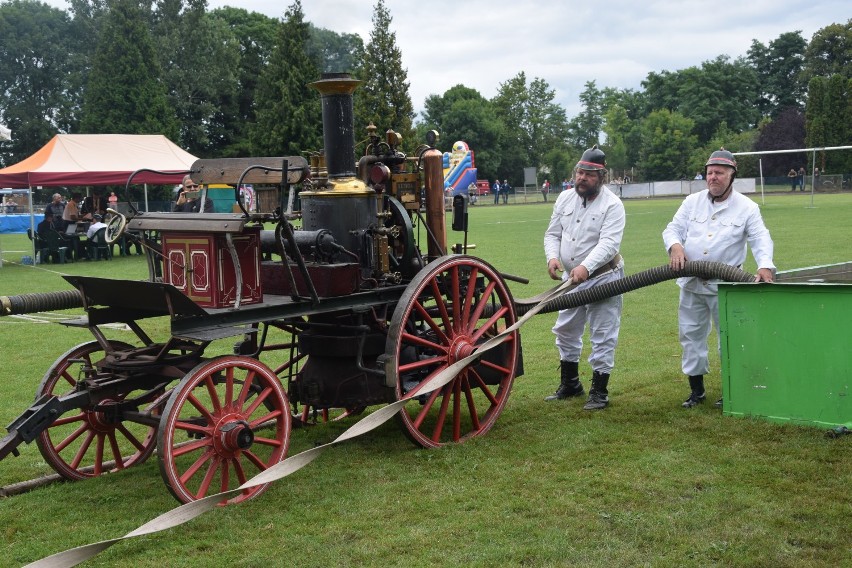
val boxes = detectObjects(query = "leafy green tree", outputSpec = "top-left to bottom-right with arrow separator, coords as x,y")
689,122 -> 759,178
80,0 -> 177,138
0,0 -> 77,166
753,107 -> 806,175
602,104 -> 631,174
636,109 -> 698,181
354,0 -> 415,149
306,24 -> 364,74
747,31 -> 807,116
567,80 -> 604,148
151,0 -> 240,157
209,7 -> 278,156
801,19 -> 852,83
642,56 -> 759,144
251,0 -> 321,156
491,72 -> 569,184
806,74 -> 852,174
422,85 -> 504,180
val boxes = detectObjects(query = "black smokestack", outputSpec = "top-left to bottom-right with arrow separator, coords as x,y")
309,73 -> 362,180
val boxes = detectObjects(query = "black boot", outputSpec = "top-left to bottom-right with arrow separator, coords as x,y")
583,371 -> 609,410
682,375 -> 706,408
544,361 -> 584,401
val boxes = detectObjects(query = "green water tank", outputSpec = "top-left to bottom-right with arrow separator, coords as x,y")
718,264 -> 851,430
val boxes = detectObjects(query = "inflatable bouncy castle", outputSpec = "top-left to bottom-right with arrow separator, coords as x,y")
442,141 -> 478,196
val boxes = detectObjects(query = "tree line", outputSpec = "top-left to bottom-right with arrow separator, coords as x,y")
0,0 -> 849,200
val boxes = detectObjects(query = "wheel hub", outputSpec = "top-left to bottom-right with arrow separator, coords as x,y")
449,336 -> 476,364
217,418 -> 254,453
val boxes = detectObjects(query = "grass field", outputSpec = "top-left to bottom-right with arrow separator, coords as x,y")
0,192 -> 850,567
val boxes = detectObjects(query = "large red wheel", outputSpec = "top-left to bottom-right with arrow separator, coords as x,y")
386,255 -> 519,448
157,356 -> 291,505
35,341 -> 161,480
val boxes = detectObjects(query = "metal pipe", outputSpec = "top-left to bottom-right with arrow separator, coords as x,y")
422,148 -> 446,260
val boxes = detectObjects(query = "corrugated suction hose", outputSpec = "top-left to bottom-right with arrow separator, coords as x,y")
514,261 -> 754,315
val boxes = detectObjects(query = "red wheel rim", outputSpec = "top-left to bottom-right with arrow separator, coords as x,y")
387,256 -> 518,448
158,356 -> 290,505
36,341 -> 160,480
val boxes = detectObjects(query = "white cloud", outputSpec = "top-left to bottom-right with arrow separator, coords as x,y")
42,0 -> 851,118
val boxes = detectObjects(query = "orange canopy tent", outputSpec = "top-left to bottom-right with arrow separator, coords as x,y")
0,134 -> 197,187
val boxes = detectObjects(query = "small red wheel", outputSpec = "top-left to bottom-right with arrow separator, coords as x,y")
157,356 -> 291,505
36,341 -> 160,480
386,255 -> 519,448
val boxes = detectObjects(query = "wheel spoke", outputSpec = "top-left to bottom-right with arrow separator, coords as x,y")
452,378 -> 462,441
248,409 -> 282,429
413,299 -> 449,345
465,280 -> 497,335
242,449 -> 268,471
115,423 -> 148,453
179,447 -> 216,485
106,431 -> 124,470
194,454 -> 222,498
462,375 -> 483,432
412,386 -> 443,429
52,423 -> 89,452
461,267 -> 480,332
174,419 -> 212,437
52,412 -> 86,427
224,367 -> 235,407
171,437 -> 212,457
236,369 -> 257,407
186,393 -> 215,423
70,431 -> 96,470
468,368 -> 499,406
242,385 -> 272,416
429,278 -> 453,333
398,354 -> 447,373
93,434 -> 105,475
470,305 -> 508,344
204,375 -> 222,414
400,331 -> 447,353
430,386 -> 453,442
450,266 -> 461,332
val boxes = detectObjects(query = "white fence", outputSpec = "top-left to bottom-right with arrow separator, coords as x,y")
612,178 -> 756,199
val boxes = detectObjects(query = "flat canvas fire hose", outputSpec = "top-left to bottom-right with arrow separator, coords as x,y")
23,261 -> 754,567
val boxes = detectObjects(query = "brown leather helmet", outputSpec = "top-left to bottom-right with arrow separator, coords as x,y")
705,147 -> 737,173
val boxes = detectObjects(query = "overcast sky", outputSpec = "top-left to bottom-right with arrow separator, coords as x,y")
45,0 -> 851,118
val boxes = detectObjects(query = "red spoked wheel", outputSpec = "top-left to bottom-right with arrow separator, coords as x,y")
157,356 -> 291,505
386,255 -> 519,448
36,341 -> 161,480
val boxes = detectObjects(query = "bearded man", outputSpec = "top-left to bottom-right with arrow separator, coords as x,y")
543,146 -> 626,410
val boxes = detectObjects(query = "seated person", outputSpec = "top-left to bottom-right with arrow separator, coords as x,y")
174,175 -> 214,213
37,211 -> 59,235
86,213 -> 108,239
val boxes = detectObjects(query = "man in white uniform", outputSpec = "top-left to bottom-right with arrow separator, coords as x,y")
544,146 -> 626,410
663,148 -> 775,408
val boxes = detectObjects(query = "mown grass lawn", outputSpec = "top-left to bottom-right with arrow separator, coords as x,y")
0,191 -> 850,567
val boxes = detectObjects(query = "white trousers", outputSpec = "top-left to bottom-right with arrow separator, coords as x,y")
552,267 -> 624,374
678,288 -> 720,376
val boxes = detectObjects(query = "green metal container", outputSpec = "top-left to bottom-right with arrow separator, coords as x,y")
718,262 -> 851,430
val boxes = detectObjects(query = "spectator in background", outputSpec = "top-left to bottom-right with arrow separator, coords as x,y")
63,193 -> 82,225
86,213 -> 107,239
37,211 -> 59,235
797,166 -> 806,191
663,148 -> 775,410
788,168 -> 798,191
174,175 -> 214,213
108,191 -> 119,209
694,172 -> 703,180
813,167 -> 820,189
44,193 -> 66,228
541,179 -> 551,202
467,181 -> 478,205
502,179 -> 511,204
492,179 -> 501,205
